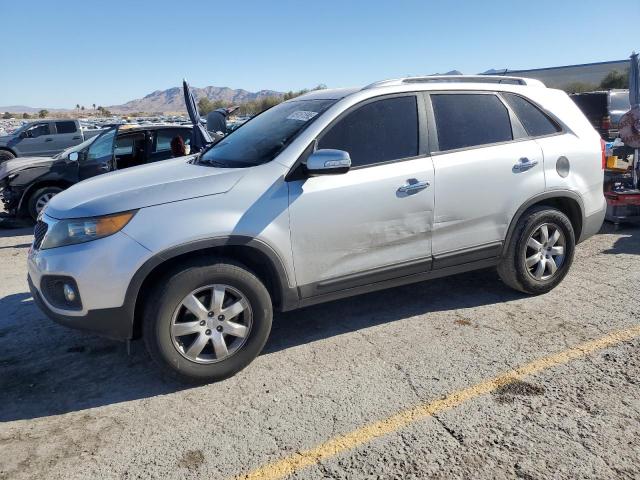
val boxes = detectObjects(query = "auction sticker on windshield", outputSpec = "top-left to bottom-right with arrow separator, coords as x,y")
286,111 -> 319,121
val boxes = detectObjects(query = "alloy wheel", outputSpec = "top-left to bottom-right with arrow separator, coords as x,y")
170,284 -> 253,364
525,223 -> 566,281
35,193 -> 57,214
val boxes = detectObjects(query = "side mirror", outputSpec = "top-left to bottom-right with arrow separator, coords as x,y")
68,152 -> 79,161
305,149 -> 351,176
19,131 -> 28,139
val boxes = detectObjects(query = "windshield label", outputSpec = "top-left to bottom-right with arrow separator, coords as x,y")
286,111 -> 319,122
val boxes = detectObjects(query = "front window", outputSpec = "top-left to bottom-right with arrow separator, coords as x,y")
199,99 -> 335,168
87,128 -> 116,161
25,123 -> 51,138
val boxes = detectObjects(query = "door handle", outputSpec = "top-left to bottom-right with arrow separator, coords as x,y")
512,157 -> 538,172
72,136 -> 81,140
397,179 -> 430,194
44,138 -> 53,142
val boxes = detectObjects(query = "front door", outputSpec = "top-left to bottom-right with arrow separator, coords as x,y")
16,122 -> 55,156
428,92 -> 545,255
78,128 -> 117,180
288,94 -> 435,297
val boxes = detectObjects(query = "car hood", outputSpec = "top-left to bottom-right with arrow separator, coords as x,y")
0,134 -> 15,146
0,156 -> 56,180
45,156 -> 246,219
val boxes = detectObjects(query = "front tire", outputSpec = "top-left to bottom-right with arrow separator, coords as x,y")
28,186 -> 63,220
0,150 -> 15,163
143,258 -> 273,383
498,207 -> 575,295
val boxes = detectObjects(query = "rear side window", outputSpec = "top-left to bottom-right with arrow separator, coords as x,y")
56,121 -> 77,134
502,93 -> 560,137
155,128 -> 192,152
318,96 -> 418,167
431,94 -> 512,151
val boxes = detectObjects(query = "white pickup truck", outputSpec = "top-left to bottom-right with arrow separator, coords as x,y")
0,120 -> 103,163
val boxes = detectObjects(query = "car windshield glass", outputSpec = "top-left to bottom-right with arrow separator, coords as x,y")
199,99 -> 335,167
10,124 -> 29,136
610,92 -> 630,111
54,132 -> 104,159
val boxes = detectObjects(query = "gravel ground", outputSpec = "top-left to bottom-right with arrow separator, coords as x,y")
0,222 -> 639,479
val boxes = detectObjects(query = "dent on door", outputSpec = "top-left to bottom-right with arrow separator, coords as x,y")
289,158 -> 435,290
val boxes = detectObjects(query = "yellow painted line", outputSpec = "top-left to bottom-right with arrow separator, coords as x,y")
237,325 -> 640,480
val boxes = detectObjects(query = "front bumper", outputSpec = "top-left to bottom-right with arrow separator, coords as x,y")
29,275 -> 132,341
27,222 -> 153,340
0,184 -> 22,215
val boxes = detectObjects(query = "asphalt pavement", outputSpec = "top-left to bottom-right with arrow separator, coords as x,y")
0,222 -> 639,480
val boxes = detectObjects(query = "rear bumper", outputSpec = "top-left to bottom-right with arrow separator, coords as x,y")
29,275 -> 132,341
579,203 -> 606,243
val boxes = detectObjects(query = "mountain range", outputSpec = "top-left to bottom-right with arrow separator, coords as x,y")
107,86 -> 284,113
0,86 -> 284,115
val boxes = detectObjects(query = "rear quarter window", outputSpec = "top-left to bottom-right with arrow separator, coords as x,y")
502,93 -> 561,137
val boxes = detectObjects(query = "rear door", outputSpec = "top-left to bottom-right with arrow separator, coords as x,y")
428,92 -> 545,259
148,128 -> 192,162
53,121 -> 82,152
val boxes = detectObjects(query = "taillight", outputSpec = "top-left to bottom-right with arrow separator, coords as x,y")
600,138 -> 606,170
601,115 -> 611,131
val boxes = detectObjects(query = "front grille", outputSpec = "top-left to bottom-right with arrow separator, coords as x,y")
33,221 -> 48,250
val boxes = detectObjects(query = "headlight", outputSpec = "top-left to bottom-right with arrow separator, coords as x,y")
41,211 -> 137,250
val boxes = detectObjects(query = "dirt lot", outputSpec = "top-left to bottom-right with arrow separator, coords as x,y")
0,222 -> 639,480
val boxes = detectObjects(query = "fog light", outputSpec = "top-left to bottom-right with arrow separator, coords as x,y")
63,284 -> 77,302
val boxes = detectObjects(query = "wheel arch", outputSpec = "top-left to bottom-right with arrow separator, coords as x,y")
128,237 -> 298,339
18,180 -> 74,213
0,146 -> 17,158
503,191 -> 585,255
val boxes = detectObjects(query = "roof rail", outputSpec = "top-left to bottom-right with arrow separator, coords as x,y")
362,75 -> 546,89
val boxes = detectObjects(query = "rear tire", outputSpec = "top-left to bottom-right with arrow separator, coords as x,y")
143,258 -> 273,383
28,186 -> 63,220
0,150 -> 15,163
498,206 -> 575,295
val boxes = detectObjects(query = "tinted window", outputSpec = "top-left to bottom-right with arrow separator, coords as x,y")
114,135 -> 136,155
87,129 -> 116,161
26,123 -> 50,138
201,99 -> 335,168
318,96 -> 418,167
502,93 -> 560,137
56,121 -> 77,134
155,129 -> 191,153
432,94 -> 512,151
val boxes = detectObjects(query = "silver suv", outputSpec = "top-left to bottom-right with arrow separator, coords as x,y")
28,76 -> 606,382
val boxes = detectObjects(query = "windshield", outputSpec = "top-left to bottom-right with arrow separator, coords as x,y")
54,131 -> 105,159
10,124 -> 29,136
610,92 -> 630,112
199,99 -> 335,167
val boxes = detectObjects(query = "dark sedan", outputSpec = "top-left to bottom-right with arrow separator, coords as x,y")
0,124 -> 192,220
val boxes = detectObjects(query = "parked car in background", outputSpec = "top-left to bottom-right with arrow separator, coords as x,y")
570,89 -> 630,140
0,124 -> 192,219
27,75 -> 605,382
0,120 -> 105,162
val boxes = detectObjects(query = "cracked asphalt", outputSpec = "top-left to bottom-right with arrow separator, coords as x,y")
0,222 -> 639,479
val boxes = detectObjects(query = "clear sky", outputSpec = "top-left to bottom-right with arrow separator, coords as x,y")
1,0 -> 638,108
